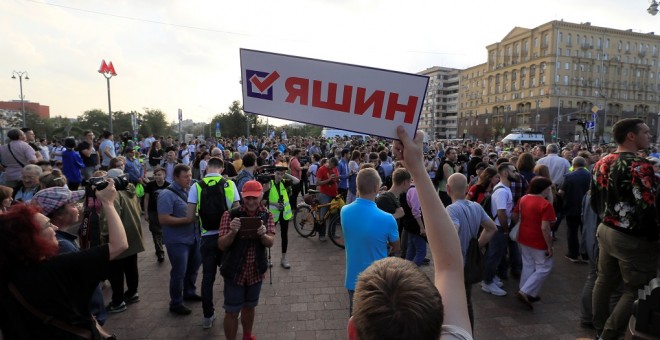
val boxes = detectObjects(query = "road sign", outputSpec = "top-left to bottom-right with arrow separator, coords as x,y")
591,105 -> 599,113
592,113 -> 598,120
215,122 -> 221,137
586,121 -> 595,130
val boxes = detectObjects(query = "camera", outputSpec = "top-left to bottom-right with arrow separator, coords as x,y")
255,165 -> 276,184
88,175 -> 130,191
254,165 -> 289,185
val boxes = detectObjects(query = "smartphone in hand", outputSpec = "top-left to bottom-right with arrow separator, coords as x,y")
239,217 -> 261,239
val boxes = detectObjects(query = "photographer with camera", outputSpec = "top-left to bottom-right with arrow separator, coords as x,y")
218,180 -> 275,340
101,169 -> 145,313
263,166 -> 300,269
0,179 -> 128,339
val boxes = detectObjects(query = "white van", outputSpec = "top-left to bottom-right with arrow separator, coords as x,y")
321,128 -> 369,141
502,132 -> 545,145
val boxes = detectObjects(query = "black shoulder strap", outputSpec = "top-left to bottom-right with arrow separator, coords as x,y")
165,187 -> 187,203
7,143 -> 26,168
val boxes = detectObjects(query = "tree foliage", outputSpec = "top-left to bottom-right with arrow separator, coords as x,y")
279,123 -> 323,137
210,100 -> 266,138
138,108 -> 172,138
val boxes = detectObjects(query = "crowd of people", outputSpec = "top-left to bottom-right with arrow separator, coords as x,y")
0,118 -> 658,339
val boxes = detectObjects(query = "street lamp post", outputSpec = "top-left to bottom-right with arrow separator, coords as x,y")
98,60 -> 117,133
11,71 -> 29,128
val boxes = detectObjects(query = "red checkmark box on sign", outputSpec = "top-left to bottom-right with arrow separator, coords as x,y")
250,71 -> 280,93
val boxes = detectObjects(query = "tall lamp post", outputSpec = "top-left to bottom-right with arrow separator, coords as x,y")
11,71 -> 29,128
98,60 -> 117,133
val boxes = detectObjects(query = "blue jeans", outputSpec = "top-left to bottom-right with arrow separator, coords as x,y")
406,233 -> 426,266
89,283 -> 106,325
200,235 -> 221,317
484,229 -> 507,284
165,240 -> 202,307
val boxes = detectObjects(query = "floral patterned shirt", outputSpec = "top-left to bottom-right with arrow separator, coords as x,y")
591,152 -> 660,241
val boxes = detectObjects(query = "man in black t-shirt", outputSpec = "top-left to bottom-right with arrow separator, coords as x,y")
375,168 -> 411,257
78,130 -> 100,181
144,167 -> 170,262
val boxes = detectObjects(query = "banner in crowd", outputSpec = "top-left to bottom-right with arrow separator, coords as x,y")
240,49 -> 428,140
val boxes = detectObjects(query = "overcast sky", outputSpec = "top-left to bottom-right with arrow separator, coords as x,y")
2,0 -> 658,126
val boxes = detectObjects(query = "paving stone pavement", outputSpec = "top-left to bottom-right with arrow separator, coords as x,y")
102,216 -> 596,340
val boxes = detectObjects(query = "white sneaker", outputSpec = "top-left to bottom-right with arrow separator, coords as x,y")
202,312 -> 216,329
493,275 -> 504,288
481,282 -> 507,296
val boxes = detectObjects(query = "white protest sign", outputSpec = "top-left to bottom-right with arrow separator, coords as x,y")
240,49 -> 429,140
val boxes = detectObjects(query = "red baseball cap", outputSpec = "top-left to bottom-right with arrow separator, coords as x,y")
242,180 -> 263,198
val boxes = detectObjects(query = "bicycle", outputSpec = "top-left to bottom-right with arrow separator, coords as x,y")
293,189 -> 345,249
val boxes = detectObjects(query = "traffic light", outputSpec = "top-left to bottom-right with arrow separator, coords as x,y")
551,130 -> 556,139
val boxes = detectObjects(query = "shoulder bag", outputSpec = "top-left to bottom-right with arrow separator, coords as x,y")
461,204 -> 484,284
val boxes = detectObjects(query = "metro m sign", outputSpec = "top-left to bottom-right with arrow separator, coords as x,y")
240,49 -> 428,140
98,60 -> 117,76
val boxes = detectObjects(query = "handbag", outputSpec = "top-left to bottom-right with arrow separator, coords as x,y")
461,206 -> 483,284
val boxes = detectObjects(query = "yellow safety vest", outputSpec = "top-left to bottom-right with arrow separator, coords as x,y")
268,180 -> 292,223
196,176 -> 236,234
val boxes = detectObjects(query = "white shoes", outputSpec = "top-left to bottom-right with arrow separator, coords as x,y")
481,281 -> 507,296
281,255 -> 291,269
202,312 -> 216,329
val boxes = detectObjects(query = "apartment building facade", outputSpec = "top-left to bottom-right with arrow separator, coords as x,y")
418,67 -> 460,140
458,20 -> 660,143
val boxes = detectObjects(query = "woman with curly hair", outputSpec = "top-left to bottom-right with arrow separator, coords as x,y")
0,182 -> 128,339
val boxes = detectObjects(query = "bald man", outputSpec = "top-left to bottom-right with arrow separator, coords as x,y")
446,173 -> 497,329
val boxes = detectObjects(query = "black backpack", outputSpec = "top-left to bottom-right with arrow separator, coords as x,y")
197,178 -> 229,232
481,186 -> 504,220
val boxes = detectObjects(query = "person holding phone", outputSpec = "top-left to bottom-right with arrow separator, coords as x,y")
218,180 -> 275,340
315,157 -> 339,242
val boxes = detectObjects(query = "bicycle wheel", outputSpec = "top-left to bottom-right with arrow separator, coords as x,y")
293,205 -> 316,237
328,215 -> 345,249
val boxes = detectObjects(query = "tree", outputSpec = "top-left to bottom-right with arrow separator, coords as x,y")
212,101 -> 249,138
75,109 -> 112,135
279,123 -> 323,137
139,108 -> 172,138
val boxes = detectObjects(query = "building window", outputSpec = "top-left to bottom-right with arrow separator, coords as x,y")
567,34 -> 571,45
555,74 -> 560,82
597,38 -> 602,49
565,49 -> 571,56
559,32 -> 563,44
605,39 -> 610,48
564,76 -> 569,85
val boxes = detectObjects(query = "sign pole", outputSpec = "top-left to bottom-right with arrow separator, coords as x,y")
98,60 -> 117,133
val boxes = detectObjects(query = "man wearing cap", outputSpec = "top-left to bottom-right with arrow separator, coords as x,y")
218,180 -> 275,340
123,147 -> 146,186
31,186 -> 108,325
101,168 -> 145,313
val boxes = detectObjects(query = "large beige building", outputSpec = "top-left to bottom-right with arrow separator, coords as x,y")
458,20 -> 660,143
418,67 -> 460,139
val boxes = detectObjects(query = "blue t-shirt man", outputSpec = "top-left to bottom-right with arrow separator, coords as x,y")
99,139 -> 116,168
342,197 -> 398,314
